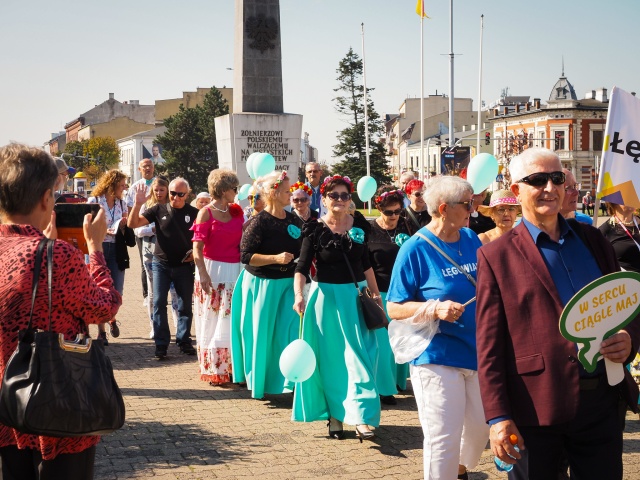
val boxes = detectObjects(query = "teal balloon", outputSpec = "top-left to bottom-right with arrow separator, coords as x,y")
357,176 -> 377,201
246,152 -> 261,179
467,153 -> 499,194
237,183 -> 252,201
254,153 -> 276,178
279,339 -> 316,382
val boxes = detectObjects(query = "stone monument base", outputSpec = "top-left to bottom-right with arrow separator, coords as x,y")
215,113 -> 303,186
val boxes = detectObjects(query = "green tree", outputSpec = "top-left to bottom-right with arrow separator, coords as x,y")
331,48 -> 391,195
62,137 -> 120,182
155,87 -> 230,193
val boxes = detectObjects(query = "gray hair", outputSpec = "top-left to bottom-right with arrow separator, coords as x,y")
424,176 -> 473,217
169,177 -> 190,191
509,148 -> 561,184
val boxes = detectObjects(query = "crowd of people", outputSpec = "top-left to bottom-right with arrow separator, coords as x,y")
1,144 -> 640,479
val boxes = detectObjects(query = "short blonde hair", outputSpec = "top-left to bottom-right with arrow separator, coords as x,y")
207,169 -> 238,199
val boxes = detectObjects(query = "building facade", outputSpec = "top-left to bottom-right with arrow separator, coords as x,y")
490,74 -> 608,192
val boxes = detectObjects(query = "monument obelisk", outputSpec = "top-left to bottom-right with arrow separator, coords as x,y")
215,0 -> 303,185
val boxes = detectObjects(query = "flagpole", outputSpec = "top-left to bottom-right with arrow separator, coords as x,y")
361,23 -> 370,178
476,14 -> 484,155
420,6 -> 425,182
448,0 -> 454,148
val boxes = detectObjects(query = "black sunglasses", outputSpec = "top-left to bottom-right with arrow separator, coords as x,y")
169,191 -> 187,198
231,186 -> 238,193
517,171 -> 565,187
382,208 -> 402,216
292,198 -> 308,203
451,199 -> 475,212
326,192 -> 352,202
413,191 -> 424,197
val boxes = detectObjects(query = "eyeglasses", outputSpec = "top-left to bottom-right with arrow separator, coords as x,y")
231,186 -> 238,193
517,171 -> 566,187
169,191 -> 187,198
382,208 -> 402,216
451,199 -> 475,212
413,191 -> 424,197
306,169 -> 320,173
326,192 -> 352,202
496,206 -> 518,214
564,183 -> 581,192
292,198 -> 309,203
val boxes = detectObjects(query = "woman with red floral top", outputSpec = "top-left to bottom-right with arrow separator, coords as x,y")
0,144 -> 121,479
192,170 -> 244,386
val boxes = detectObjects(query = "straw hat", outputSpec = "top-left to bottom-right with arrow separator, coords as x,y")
477,189 -> 520,216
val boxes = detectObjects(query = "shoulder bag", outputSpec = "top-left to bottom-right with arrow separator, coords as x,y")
415,232 -> 476,287
0,238 -> 126,437
341,250 -> 389,330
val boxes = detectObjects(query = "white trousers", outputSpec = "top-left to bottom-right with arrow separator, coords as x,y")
410,363 -> 489,480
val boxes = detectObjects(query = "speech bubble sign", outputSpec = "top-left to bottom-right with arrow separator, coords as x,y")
560,271 -> 640,380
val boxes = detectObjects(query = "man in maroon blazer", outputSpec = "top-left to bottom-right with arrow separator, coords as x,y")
476,148 -> 640,480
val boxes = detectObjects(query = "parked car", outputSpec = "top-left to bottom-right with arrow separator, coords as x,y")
55,193 -> 86,204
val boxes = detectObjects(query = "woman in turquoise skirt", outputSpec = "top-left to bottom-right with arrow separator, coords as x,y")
368,187 -> 412,405
230,170 -> 303,399
292,175 -> 382,442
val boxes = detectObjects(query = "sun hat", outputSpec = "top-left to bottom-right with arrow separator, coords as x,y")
477,189 -> 520,215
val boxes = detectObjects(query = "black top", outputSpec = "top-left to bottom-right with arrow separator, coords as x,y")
403,206 -> 431,235
295,215 -> 372,284
292,209 -> 319,223
367,219 -> 411,292
469,212 -> 496,234
143,203 -> 198,267
240,210 -> 303,279
599,220 -> 640,273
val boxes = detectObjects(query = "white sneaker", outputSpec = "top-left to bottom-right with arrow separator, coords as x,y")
149,329 -> 154,339
143,296 -> 149,307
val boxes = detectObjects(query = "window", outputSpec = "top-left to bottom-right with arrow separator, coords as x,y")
592,130 -> 604,152
554,131 -> 566,151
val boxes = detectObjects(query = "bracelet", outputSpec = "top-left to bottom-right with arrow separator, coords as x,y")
295,291 -> 303,296
371,294 -> 381,299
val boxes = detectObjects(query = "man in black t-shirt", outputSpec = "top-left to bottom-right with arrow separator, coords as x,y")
128,177 -> 199,359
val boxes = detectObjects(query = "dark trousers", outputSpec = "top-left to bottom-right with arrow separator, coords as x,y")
151,259 -> 194,347
0,445 -> 95,480
136,236 -> 148,298
509,378 -> 622,480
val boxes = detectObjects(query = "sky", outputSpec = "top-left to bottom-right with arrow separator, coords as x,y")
1,0 -> 639,165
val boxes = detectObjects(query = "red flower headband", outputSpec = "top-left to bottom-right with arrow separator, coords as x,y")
290,181 -> 313,195
320,175 -> 353,194
272,171 -> 288,190
374,189 -> 405,205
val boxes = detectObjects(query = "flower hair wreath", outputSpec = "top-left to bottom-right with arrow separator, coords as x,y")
320,175 -> 353,194
374,189 -> 405,205
290,181 -> 313,195
272,171 -> 288,189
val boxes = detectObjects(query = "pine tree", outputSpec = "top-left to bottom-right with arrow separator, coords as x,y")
331,48 -> 391,194
155,87 -> 229,193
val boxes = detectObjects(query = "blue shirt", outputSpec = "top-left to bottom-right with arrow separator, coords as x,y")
387,227 -> 481,370
306,182 -> 321,213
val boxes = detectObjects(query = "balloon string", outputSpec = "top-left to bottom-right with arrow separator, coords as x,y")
299,312 -> 304,339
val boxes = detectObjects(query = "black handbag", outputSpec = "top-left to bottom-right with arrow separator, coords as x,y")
0,238 -> 126,437
341,250 -> 389,330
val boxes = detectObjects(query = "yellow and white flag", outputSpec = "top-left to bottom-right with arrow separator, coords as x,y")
415,0 -> 429,18
597,87 -> 640,208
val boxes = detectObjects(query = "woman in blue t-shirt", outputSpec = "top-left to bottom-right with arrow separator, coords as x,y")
386,175 -> 489,480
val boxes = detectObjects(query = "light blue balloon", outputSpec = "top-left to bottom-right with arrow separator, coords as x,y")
279,339 -> 316,382
357,176 -> 377,202
237,183 -> 252,201
254,153 -> 276,178
467,153 -> 499,194
246,152 -> 261,179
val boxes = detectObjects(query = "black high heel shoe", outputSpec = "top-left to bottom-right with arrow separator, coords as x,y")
327,418 -> 345,440
355,424 -> 375,443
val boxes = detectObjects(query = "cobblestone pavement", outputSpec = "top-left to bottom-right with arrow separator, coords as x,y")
93,249 -> 640,479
